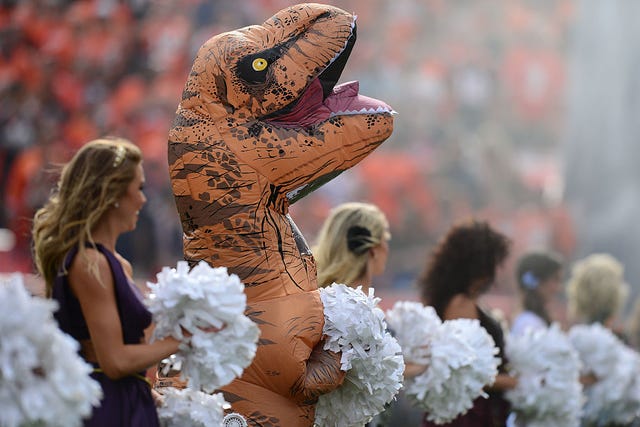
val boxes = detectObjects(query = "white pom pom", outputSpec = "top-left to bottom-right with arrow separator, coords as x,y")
315,284 -> 404,427
385,301 -> 440,365
146,261 -> 260,392
569,323 -> 640,425
386,302 -> 500,424
506,324 -> 583,427
157,388 -> 229,427
0,274 -> 102,427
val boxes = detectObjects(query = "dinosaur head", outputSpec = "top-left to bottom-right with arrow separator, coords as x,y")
175,3 -> 394,202
183,4 -> 390,122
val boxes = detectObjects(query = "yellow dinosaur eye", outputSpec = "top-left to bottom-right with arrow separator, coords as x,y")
252,58 -> 268,71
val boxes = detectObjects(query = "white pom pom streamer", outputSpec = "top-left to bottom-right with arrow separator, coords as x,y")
0,274 -> 102,427
157,388 -> 229,427
391,302 -> 499,425
385,301 -> 440,365
569,323 -> 640,426
146,261 -> 260,392
315,284 -> 404,427
505,324 -> 583,427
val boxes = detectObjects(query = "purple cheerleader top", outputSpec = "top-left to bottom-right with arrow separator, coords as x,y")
52,243 -> 159,427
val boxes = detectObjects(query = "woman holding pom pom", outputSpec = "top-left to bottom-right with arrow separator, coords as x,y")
314,202 -> 426,426
418,220 -> 517,427
566,253 -> 640,427
314,201 -> 425,380
510,250 -> 563,336
32,138 -> 183,426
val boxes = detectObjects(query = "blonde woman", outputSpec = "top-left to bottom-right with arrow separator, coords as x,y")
566,253 -> 629,329
314,202 -> 390,291
314,202 -> 425,426
32,138 -> 181,426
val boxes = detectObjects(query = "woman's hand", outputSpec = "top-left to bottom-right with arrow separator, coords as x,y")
181,324 -> 225,338
490,373 -> 518,391
580,373 -> 598,387
404,362 -> 428,379
151,388 -> 165,407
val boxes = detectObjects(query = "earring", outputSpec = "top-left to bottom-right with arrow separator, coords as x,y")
114,202 -> 120,208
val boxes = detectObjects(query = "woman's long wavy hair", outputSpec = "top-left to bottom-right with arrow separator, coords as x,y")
32,138 -> 142,296
516,251 -> 563,325
418,220 -> 510,318
313,202 -> 390,288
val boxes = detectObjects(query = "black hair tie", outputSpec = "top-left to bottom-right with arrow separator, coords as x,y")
347,225 -> 372,255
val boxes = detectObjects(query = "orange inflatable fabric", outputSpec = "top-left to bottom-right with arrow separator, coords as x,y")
166,3 -> 394,426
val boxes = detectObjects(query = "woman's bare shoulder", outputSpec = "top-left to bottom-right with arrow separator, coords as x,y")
68,247 -> 113,293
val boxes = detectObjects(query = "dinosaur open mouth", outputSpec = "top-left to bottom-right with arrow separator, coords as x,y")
264,22 -> 394,128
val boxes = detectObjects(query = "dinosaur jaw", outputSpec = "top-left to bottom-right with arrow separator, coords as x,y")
263,78 -> 393,128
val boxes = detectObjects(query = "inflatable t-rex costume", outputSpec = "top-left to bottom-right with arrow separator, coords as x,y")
167,3 -> 394,426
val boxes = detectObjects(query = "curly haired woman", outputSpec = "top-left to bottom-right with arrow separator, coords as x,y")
418,219 -> 517,427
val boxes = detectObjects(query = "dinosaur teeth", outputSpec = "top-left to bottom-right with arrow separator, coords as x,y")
329,106 -> 394,118
328,15 -> 358,67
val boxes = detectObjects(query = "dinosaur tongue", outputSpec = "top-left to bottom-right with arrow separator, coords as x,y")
264,78 -> 392,128
325,80 -> 393,116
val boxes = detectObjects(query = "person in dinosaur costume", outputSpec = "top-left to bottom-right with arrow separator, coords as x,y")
166,3 -> 394,426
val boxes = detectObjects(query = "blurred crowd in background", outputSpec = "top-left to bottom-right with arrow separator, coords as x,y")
0,0 -> 582,320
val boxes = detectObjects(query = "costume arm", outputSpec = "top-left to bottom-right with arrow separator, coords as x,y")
292,338 -> 345,403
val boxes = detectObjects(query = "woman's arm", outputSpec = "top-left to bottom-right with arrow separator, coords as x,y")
488,372 -> 518,391
70,249 -> 180,380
